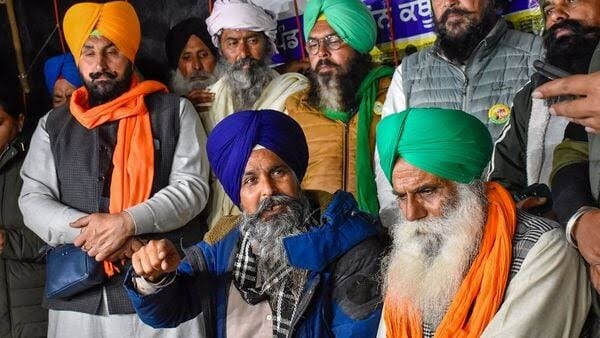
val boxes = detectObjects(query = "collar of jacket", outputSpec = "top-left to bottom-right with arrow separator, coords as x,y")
282,190 -> 380,272
0,136 -> 26,170
432,19 -> 508,63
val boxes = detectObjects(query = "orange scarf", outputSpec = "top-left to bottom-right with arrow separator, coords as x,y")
383,182 -> 516,338
70,77 -> 167,276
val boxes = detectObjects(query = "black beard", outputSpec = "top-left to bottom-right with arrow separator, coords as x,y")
84,65 -> 133,107
435,5 -> 497,64
543,20 -> 600,76
306,53 -> 371,112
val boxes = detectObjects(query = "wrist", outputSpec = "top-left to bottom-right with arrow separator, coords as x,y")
566,206 -> 600,248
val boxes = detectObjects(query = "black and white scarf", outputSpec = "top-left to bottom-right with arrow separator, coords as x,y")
233,231 -> 305,337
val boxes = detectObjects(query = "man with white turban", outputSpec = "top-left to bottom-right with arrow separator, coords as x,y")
19,2 -> 209,336
203,0 -> 308,229
125,109 -> 383,337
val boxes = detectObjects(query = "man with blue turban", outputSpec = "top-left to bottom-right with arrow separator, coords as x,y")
377,107 -> 590,337
125,109 -> 383,337
43,53 -> 82,107
285,0 -> 393,216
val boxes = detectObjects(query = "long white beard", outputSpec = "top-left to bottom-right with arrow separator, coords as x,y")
382,182 -> 487,329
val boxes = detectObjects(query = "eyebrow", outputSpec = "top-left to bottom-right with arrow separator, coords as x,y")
392,183 -> 439,196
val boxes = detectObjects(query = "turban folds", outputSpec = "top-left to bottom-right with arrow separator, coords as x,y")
63,1 -> 141,64
166,17 -> 217,70
43,53 -> 82,95
303,0 -> 377,54
377,108 -> 493,184
206,0 -> 278,53
206,110 -> 308,207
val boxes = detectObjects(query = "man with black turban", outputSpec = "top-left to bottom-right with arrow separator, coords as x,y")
166,17 -> 221,110
125,109 -> 383,337
377,107 -> 590,337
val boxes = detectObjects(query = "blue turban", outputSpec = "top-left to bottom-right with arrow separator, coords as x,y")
206,110 -> 309,207
43,53 -> 82,96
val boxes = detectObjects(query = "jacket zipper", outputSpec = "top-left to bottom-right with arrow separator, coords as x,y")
342,122 -> 349,191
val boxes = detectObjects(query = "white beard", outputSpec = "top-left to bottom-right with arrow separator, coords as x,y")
168,66 -> 221,96
382,182 -> 487,329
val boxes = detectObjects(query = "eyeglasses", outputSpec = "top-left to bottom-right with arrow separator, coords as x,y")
305,34 -> 346,55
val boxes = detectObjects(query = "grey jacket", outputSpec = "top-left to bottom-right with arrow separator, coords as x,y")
396,19 -> 542,141
0,138 -> 47,337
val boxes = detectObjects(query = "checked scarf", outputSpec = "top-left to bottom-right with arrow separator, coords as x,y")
233,231 -> 306,337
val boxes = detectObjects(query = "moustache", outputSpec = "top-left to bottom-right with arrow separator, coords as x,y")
251,195 -> 296,219
315,59 -> 340,70
188,70 -> 212,81
89,71 -> 118,81
440,7 -> 472,24
232,57 -> 258,69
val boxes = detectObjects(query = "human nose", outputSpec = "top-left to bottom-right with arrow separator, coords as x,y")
259,177 -> 278,199
317,39 -> 330,57
548,6 -> 569,25
444,0 -> 458,8
191,55 -> 202,70
238,41 -> 251,59
403,196 -> 427,221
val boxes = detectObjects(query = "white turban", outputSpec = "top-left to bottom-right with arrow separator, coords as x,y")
206,0 -> 278,53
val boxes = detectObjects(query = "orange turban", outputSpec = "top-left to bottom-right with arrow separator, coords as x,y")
63,1 -> 140,65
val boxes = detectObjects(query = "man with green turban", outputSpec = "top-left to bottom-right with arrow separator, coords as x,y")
285,0 -> 394,215
376,107 -> 590,337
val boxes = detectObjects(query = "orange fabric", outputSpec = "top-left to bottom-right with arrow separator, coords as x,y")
70,78 -> 167,276
63,1 -> 141,64
383,182 -> 516,338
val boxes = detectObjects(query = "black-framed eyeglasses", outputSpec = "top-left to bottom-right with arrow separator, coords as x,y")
305,34 -> 345,55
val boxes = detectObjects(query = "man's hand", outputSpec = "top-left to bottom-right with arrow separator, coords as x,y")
0,229 -> 4,254
104,237 -> 145,262
186,89 -> 215,112
131,239 -> 181,282
71,212 -> 135,262
573,209 -> 600,266
532,72 -> 600,133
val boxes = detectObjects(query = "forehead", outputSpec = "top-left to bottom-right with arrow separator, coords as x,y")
82,35 -> 116,50
244,148 -> 289,172
221,29 -> 263,39
53,78 -> 76,93
309,20 -> 338,38
185,34 -> 211,50
391,159 -> 448,191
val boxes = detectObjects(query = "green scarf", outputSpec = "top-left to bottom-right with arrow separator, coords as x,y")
324,65 -> 394,215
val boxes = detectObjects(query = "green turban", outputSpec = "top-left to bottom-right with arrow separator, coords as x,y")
303,0 -> 377,54
377,108 -> 493,184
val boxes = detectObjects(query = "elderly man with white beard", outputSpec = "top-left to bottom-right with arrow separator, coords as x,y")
203,0 -> 308,229
124,109 -> 383,337
165,17 -> 221,112
376,107 -> 591,337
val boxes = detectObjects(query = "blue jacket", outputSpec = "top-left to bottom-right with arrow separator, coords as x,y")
125,191 -> 383,337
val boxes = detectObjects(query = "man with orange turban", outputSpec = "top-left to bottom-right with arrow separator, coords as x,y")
376,108 -> 591,337
19,2 -> 209,336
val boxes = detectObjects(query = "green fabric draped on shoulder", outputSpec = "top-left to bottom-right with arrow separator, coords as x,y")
376,107 -> 493,185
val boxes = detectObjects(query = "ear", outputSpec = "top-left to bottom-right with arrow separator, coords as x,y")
17,113 -> 25,132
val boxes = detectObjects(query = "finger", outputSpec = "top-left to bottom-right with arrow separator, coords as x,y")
70,215 -> 90,228
73,232 -> 89,247
131,251 -> 145,276
570,116 -> 600,133
549,97 -> 594,120
533,74 -> 592,99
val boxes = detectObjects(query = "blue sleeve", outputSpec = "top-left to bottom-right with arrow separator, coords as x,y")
124,243 -> 212,328
330,236 -> 383,337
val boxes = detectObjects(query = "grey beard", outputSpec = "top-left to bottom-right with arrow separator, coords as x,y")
168,67 -> 220,96
239,193 -> 312,295
224,58 -> 275,112
312,72 -> 345,112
